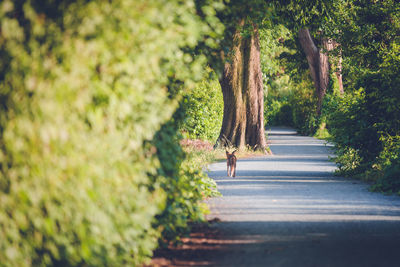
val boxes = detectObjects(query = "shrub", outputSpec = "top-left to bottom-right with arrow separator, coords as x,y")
323,1 -> 400,194
324,90 -> 369,174
151,114 -> 219,246
374,160 -> 400,195
180,70 -> 223,142
370,136 -> 400,194
289,77 -> 319,135
0,0 -> 222,266
277,104 -> 294,126
325,70 -> 400,192
265,99 -> 284,126
325,64 -> 400,178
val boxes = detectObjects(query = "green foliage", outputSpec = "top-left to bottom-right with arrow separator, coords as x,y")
314,123 -> 331,140
325,71 -> 400,186
265,99 -> 284,126
368,136 -> 400,194
259,15 -> 321,135
264,60 -> 319,135
324,90 -> 367,174
371,159 -> 400,195
328,0 -> 400,73
289,77 -> 319,135
180,70 -> 223,141
260,24 -> 293,94
209,0 -> 274,75
376,136 -> 400,169
276,0 -> 336,30
151,115 -> 219,245
263,0 -> 400,194
259,23 -> 296,126
0,0 -> 222,266
323,0 -> 400,194
276,104 -> 293,126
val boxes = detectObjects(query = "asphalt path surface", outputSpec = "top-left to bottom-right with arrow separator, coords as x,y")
202,127 -> 400,267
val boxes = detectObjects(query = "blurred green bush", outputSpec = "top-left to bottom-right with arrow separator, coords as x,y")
325,67 -> 400,193
323,0 -> 400,194
179,70 -> 223,142
0,0 -> 223,266
151,109 -> 219,245
289,76 -> 318,135
265,74 -> 318,136
260,23 -> 320,135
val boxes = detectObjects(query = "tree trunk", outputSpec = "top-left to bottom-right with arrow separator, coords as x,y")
332,43 -> 344,94
324,38 -> 344,95
298,28 -> 330,115
337,55 -> 344,94
217,23 -> 267,151
299,29 -> 344,113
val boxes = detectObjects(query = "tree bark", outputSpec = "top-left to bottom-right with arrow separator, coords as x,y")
324,38 -> 344,94
298,28 -> 330,115
299,29 -> 344,113
332,43 -> 344,94
337,55 -> 343,94
217,23 -> 267,151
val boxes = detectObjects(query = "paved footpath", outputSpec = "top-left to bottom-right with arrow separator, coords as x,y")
201,127 -> 400,267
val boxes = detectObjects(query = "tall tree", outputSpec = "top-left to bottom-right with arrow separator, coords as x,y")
298,29 -> 330,115
218,21 -> 266,149
299,29 -> 344,114
325,0 -> 400,170
276,0 -> 340,115
214,1 -> 271,151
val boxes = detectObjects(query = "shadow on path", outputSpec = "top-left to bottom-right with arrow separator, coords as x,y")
151,220 -> 400,267
150,127 -> 400,267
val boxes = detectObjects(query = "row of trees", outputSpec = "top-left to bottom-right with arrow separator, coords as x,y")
260,0 -> 399,193
324,0 -> 400,192
174,0 -> 400,194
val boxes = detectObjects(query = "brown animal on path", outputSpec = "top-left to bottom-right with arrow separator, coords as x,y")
226,150 -> 237,177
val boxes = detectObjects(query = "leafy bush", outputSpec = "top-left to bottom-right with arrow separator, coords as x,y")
325,62 -> 400,177
370,136 -> 400,194
151,112 -> 219,246
376,135 -> 400,169
0,0 -> 222,266
260,24 -> 295,128
323,0 -> 400,194
277,103 -> 293,126
372,160 -> 400,195
289,77 -> 319,135
180,70 -> 223,142
324,90 -> 368,174
265,99 -> 283,126
260,22 -> 319,134
325,70 -> 400,190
